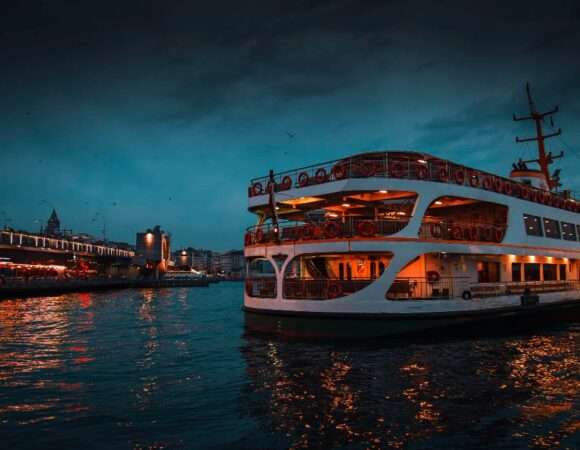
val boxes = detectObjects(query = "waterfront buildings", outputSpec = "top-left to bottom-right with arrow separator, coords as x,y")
134,225 -> 171,278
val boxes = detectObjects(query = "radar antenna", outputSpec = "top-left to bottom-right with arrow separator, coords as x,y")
513,82 -> 563,190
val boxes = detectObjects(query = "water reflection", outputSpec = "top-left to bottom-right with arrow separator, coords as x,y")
241,329 -> 579,449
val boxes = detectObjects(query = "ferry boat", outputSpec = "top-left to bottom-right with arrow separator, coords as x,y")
243,85 -> 580,337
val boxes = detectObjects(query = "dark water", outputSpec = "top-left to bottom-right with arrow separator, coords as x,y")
0,284 -> 578,449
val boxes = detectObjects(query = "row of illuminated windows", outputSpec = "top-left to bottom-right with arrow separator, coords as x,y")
523,214 -> 579,241
511,262 -> 567,282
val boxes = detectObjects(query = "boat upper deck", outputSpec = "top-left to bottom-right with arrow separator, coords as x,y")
248,151 -> 579,213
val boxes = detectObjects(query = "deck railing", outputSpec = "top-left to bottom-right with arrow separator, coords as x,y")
386,277 -> 455,300
245,217 -> 507,245
283,278 -> 373,300
471,280 -> 580,298
248,151 -> 579,214
419,219 -> 507,243
245,277 -> 277,298
245,218 -> 409,245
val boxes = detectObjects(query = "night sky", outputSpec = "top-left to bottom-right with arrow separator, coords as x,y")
1,0 -> 579,250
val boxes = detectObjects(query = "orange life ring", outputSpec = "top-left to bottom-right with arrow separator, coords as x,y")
417,164 -> 428,179
521,187 -> 530,200
430,223 -> 442,238
332,162 -> 348,180
315,168 -> 328,184
252,182 -> 263,196
439,167 -> 449,181
298,172 -> 309,187
323,221 -> 341,239
503,182 -> 513,196
494,228 -> 504,242
427,270 -> 440,283
356,220 -> 377,237
469,171 -> 480,187
280,175 -> 292,190
484,227 -> 494,241
301,224 -> 315,240
493,178 -> 503,192
454,168 -> 465,185
389,161 -> 405,178
451,225 -> 463,240
468,226 -> 479,241
327,282 -> 342,299
482,176 -> 493,190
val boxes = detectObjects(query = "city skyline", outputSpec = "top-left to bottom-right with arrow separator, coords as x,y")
1,1 -> 580,250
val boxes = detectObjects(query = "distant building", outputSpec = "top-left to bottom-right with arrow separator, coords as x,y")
215,250 -> 245,280
134,225 -> 171,278
44,209 -> 61,236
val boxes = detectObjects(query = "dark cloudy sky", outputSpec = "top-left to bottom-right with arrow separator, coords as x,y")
1,0 -> 579,250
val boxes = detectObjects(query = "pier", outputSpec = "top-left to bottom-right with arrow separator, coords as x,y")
0,277 -> 209,300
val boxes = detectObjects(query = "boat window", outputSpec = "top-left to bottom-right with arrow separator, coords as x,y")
420,197 -> 507,242
245,258 -> 277,298
477,261 -> 500,283
511,263 -> 522,282
543,264 -> 557,281
283,253 -> 392,300
559,264 -> 567,280
561,222 -> 577,241
542,218 -> 561,239
524,263 -> 541,281
524,214 -> 543,237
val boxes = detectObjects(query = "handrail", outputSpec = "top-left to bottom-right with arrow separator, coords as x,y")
245,217 -> 410,245
244,217 -> 506,245
247,151 -> 579,213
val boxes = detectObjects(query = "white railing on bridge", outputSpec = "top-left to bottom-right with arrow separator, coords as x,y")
0,230 -> 134,258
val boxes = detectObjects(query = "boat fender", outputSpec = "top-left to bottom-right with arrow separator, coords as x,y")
280,175 -> 292,190
454,168 -> 465,185
461,290 -> 472,300
439,166 -> 449,181
469,171 -> 480,187
332,162 -> 348,180
494,228 -> 504,242
427,270 -> 440,283
417,164 -> 428,179
252,182 -> 263,196
493,177 -> 503,192
298,172 -> 310,187
244,233 -> 253,246
315,168 -> 328,184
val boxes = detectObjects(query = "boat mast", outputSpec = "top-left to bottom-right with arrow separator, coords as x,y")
513,82 -> 563,190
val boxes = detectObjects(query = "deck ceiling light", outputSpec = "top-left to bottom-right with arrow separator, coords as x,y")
435,200 -> 443,205
378,190 -> 388,194
342,203 -> 351,208
418,159 -> 427,164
